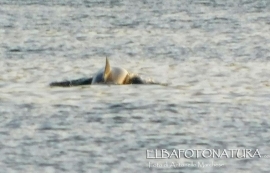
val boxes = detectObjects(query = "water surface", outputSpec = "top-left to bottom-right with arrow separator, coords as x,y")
0,0 -> 270,172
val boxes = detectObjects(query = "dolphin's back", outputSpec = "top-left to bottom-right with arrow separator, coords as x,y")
109,67 -> 129,84
91,66 -> 128,84
91,69 -> 104,84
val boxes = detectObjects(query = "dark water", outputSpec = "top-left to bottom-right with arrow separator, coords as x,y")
0,0 -> 270,172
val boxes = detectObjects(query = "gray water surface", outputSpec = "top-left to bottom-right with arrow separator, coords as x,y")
0,0 -> 270,172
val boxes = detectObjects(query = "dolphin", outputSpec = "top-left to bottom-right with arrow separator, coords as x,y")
50,58 -> 159,87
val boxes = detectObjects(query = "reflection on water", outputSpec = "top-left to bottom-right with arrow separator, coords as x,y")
0,0 -> 270,172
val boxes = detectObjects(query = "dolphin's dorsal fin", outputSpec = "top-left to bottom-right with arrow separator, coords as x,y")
103,57 -> 111,81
